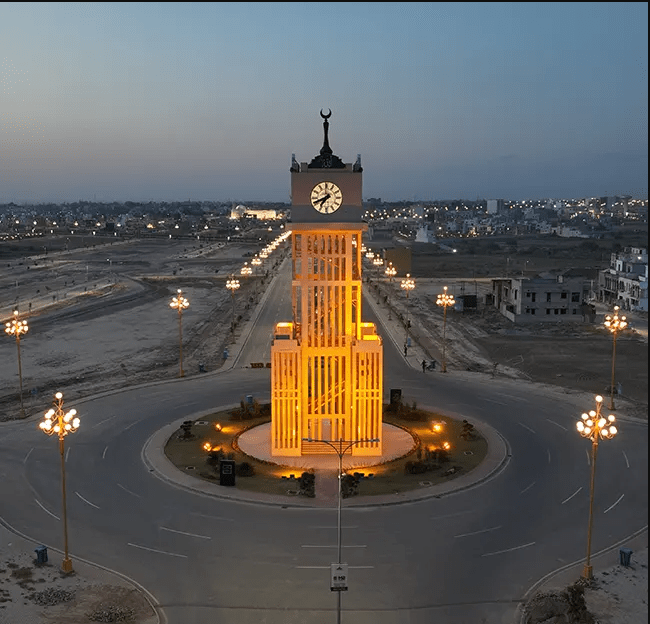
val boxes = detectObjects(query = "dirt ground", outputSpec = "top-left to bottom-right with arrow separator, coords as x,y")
0,546 -> 157,624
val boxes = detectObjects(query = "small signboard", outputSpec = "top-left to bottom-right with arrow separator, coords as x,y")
219,459 -> 236,487
330,563 -> 348,591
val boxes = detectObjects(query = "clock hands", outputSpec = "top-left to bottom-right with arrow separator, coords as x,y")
314,193 -> 330,206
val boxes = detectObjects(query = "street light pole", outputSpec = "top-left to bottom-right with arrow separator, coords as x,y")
169,289 -> 189,378
400,273 -> 415,354
576,395 -> 618,580
604,306 -> 627,410
302,435 -> 380,624
5,309 -> 29,418
385,263 -> 396,320
436,286 -> 456,373
38,392 -> 81,573
226,275 -> 240,334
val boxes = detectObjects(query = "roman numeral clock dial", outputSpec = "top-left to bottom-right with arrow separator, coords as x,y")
310,181 -> 343,214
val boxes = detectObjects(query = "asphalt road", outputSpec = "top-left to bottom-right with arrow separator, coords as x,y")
0,261 -> 647,624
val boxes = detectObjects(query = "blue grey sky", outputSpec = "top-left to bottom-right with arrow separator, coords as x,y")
1,2 -> 647,203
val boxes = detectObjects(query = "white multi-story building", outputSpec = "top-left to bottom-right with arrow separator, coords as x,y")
599,247 -> 648,311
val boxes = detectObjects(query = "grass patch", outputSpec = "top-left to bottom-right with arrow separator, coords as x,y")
164,401 -> 488,499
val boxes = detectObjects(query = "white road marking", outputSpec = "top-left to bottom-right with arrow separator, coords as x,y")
482,542 -> 535,557
301,544 -> 367,548
160,526 -> 211,540
23,447 -> 34,463
75,491 -> 100,509
295,565 -> 375,569
454,525 -> 501,538
484,398 -> 508,406
310,526 -> 359,530
547,448 -> 552,464
127,542 -> 188,558
495,393 -> 530,402
122,421 -> 138,432
35,498 -> 59,520
561,487 -> 583,505
117,483 -> 141,498
622,451 -> 630,468
603,494 -> 624,514
546,418 -> 568,431
102,445 -> 109,459
189,512 -> 234,522
520,481 -> 536,495
65,447 -> 70,462
92,415 -> 117,429
518,422 -> 536,434
586,448 -> 591,465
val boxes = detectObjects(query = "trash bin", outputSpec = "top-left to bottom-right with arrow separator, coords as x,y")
223,348 -> 229,359
246,394 -> 253,405
620,547 -> 633,567
198,363 -> 206,373
34,545 -> 48,564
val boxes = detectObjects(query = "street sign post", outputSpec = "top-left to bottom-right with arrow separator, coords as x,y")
330,563 -> 348,591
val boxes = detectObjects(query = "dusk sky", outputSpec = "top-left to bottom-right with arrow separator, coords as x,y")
1,2 -> 647,204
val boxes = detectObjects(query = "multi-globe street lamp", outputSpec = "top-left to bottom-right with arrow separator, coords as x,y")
436,286 -> 456,373
576,395 -> 618,580
302,435 -> 380,624
251,256 -> 262,297
4,309 -> 29,418
169,289 -> 189,378
400,273 -> 415,354
604,305 -> 627,410
226,275 -> 240,333
384,263 -> 397,320
38,392 -> 80,573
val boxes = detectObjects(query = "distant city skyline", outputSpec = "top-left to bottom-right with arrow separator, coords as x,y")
1,2 -> 647,203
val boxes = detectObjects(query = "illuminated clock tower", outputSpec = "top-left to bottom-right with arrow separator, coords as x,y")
271,110 -> 383,457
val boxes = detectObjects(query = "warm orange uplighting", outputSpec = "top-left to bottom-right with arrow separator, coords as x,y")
214,423 -> 222,432
431,421 -> 445,433
442,441 -> 451,450
203,442 -> 213,452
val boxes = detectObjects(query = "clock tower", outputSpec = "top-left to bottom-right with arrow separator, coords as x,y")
271,111 -> 383,457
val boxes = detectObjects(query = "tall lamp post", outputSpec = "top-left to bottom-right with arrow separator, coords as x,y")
38,392 -> 80,573
576,395 -> 617,580
302,435 -> 380,624
385,263 -> 396,320
436,286 -> 456,373
5,309 -> 29,418
604,305 -> 627,410
251,256 -> 262,298
400,273 -> 415,353
169,289 -> 189,378
226,275 -> 240,333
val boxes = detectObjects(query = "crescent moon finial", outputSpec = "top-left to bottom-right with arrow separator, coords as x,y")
320,108 -> 331,120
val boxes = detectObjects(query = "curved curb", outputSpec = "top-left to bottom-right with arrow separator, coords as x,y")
515,525 -> 648,624
0,514 -> 166,624
142,403 -> 510,509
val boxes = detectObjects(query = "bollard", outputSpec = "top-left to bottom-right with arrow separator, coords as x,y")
619,547 -> 633,567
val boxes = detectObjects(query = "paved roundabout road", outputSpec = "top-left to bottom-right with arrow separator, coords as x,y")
1,272 -> 647,624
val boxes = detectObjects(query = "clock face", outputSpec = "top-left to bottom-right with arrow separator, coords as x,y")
310,181 -> 343,214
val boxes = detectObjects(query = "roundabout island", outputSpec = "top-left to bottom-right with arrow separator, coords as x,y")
160,400 -> 498,504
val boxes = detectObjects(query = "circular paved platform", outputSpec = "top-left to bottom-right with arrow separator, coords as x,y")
237,422 -> 415,470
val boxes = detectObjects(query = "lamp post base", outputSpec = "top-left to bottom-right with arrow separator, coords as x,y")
61,557 -> 74,574
581,564 -> 593,580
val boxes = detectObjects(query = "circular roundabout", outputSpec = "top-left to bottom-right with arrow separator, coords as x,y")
159,403 -> 501,503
